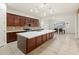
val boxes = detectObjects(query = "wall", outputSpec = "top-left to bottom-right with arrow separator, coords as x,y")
0,3 -> 6,47
40,13 -> 76,34
40,19 -> 50,29
76,13 -> 79,38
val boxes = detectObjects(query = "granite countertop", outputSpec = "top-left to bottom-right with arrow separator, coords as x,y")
17,30 -> 56,39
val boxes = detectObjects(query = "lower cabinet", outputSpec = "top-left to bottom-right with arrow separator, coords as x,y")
47,33 -> 50,40
27,38 -> 36,52
36,36 -> 42,47
17,32 -> 54,54
7,32 -> 17,43
27,36 -> 42,53
42,34 -> 47,43
7,31 -> 26,43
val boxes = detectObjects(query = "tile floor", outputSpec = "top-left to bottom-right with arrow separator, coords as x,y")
0,33 -> 79,55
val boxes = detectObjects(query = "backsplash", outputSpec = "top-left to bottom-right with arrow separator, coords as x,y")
7,26 -> 24,31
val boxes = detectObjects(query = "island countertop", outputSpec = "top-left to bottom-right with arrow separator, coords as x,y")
17,30 -> 56,39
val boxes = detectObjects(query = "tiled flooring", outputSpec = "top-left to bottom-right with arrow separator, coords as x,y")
0,33 -> 79,55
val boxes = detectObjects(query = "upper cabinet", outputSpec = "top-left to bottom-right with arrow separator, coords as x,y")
30,18 -> 34,27
7,13 -> 39,27
34,19 -> 39,27
7,13 -> 15,26
25,17 -> 30,25
14,15 -> 20,26
19,16 -> 26,26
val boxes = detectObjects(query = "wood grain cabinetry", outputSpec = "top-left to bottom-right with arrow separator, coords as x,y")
42,34 -> 47,43
30,18 -> 34,27
7,32 -> 17,43
36,36 -> 42,47
25,17 -> 30,25
33,19 -> 39,27
7,13 -> 40,43
7,31 -> 27,43
17,32 -> 54,54
47,33 -> 50,40
7,13 -> 39,27
14,15 -> 20,26
7,13 -> 15,26
27,38 -> 36,52
19,16 -> 26,26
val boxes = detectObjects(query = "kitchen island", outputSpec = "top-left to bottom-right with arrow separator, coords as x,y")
17,30 -> 55,54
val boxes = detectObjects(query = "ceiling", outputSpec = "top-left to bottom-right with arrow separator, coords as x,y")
6,3 -> 79,18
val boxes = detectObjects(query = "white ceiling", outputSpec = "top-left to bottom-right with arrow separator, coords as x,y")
6,3 -> 79,18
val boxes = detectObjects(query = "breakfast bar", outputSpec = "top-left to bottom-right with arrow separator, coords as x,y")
17,30 -> 55,54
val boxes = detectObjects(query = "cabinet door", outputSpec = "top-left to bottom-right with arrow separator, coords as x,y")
42,34 -> 47,43
7,13 -> 15,26
26,17 -> 30,25
19,16 -> 26,26
36,36 -> 42,47
30,18 -> 34,27
27,38 -> 36,52
32,19 -> 36,27
7,32 -> 17,43
14,15 -> 20,26
47,33 -> 50,40
33,19 -> 39,27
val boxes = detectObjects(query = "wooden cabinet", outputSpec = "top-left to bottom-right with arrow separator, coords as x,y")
49,32 -> 54,39
7,30 -> 27,43
7,13 -> 15,26
33,19 -> 39,27
42,34 -> 47,43
47,33 -> 50,40
17,32 -> 54,54
25,17 -> 30,25
19,16 -> 26,26
14,15 -> 26,26
25,17 -> 39,27
14,15 -> 20,26
30,18 -> 34,27
36,36 -> 42,47
7,13 -> 39,27
27,38 -> 36,52
7,32 -> 17,43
